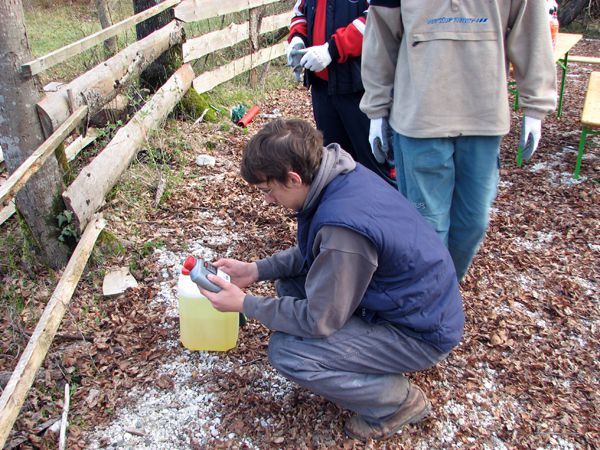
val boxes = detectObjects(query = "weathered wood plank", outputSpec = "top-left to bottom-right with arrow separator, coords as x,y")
36,20 -> 183,136
0,106 -> 88,209
64,129 -> 98,161
0,214 -> 106,449
193,42 -> 285,93
21,0 -> 181,76
259,11 -> 291,35
570,55 -> 600,65
182,11 -> 291,62
183,11 -> 289,63
581,72 -> 600,128
184,22 -> 249,63
0,201 -> 15,226
63,64 -> 195,232
175,0 -> 278,23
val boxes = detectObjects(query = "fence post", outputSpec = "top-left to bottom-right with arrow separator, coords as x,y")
249,7 -> 262,88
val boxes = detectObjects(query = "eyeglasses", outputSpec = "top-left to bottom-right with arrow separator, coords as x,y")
256,185 -> 273,196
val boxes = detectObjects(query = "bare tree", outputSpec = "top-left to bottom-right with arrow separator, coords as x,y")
96,0 -> 118,55
0,0 -> 70,269
133,0 -> 178,90
558,0 -> 593,27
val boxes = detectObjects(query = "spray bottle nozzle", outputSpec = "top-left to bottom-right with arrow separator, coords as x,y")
182,256 -> 197,275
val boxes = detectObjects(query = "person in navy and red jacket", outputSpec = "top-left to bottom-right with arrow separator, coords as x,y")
286,0 -> 395,186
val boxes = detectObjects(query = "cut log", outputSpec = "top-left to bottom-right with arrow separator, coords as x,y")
193,42 -> 286,94
174,0 -> 278,23
36,20 -> 183,136
0,214 -> 106,449
63,64 -> 195,232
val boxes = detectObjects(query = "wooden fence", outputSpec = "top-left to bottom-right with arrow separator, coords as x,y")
0,0 -> 291,446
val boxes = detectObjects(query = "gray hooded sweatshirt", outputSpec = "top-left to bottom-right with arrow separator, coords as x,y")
243,144 -> 379,338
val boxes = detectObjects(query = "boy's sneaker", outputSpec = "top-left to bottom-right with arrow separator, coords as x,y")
344,384 -> 431,441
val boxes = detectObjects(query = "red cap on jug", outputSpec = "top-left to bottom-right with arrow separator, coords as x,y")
182,256 -> 197,275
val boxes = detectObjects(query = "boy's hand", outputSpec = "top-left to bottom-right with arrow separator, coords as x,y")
200,275 -> 245,313
213,258 -> 258,288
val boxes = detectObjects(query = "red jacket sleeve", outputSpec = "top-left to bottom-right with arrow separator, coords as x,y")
289,0 -> 308,42
331,11 -> 367,63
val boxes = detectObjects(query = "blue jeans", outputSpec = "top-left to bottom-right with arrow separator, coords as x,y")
392,133 -> 502,281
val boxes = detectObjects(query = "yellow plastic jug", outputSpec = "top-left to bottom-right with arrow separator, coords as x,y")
176,272 -> 239,351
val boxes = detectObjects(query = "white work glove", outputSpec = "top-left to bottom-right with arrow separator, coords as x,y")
519,116 -> 542,161
287,36 -> 306,82
369,117 -> 394,164
298,43 -> 332,72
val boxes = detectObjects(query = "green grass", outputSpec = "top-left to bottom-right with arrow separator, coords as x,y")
23,1 -> 135,82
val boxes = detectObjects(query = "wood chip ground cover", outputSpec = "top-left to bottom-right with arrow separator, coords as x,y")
1,39 -> 599,449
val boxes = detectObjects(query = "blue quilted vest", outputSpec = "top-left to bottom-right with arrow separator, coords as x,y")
297,165 -> 464,352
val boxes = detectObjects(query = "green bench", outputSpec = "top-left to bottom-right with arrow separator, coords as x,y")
575,71 -> 600,179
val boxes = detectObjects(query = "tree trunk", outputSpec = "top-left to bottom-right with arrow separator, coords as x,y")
133,0 -> 179,90
558,0 -> 589,27
0,0 -> 70,269
96,0 -> 118,56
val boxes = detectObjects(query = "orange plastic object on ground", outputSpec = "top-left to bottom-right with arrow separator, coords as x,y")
237,105 -> 260,127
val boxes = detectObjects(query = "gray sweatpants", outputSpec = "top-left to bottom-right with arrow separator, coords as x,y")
267,277 -> 449,422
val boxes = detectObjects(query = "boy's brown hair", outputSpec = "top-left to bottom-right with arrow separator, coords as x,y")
241,119 -> 323,185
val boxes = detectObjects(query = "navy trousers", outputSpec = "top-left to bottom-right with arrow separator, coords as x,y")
310,78 -> 396,186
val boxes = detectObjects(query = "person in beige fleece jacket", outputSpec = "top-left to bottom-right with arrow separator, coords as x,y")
360,0 -> 557,281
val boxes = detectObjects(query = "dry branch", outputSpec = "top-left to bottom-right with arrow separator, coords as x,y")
0,214 -> 106,449
21,0 -> 181,77
154,172 -> 167,208
63,64 -> 195,232
36,21 -> 183,136
58,383 -> 70,450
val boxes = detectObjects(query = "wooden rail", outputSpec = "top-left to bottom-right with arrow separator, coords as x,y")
569,55 -> 600,65
36,20 -> 183,135
20,0 -> 181,76
0,214 -> 106,448
193,42 -> 286,93
0,106 -> 88,208
174,0 -> 279,23
1,1 -> 291,444
183,11 -> 289,62
63,65 -> 196,232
